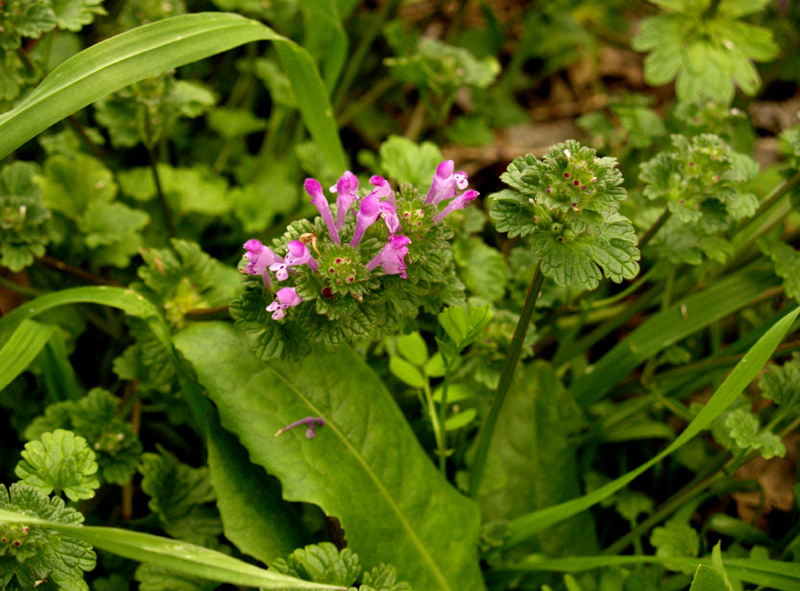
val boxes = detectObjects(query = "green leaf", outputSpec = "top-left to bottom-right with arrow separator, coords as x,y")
207,107 -> 267,139
389,356 -> 426,388
15,429 -> 100,501
135,563 -> 218,591
690,565 -> 732,591
0,319 -> 55,392
379,136 -> 444,188
24,388 -> 143,486
724,409 -> 785,459
0,507 -> 346,590
139,450 -> 222,545
453,237 -> 508,301
506,304 -> 800,547
477,361 -> 595,556
437,303 -> 494,353
205,412 -> 307,564
568,265 -> 782,405
0,161 -> 50,272
396,332 -> 429,366
758,352 -> 800,408
445,408 -> 477,431
508,554 -> 799,591
174,322 -> 486,591
272,542 -> 362,587
0,0 -> 56,51
79,200 -> 150,267
52,0 -> 106,31
298,0 -> 348,88
0,12 -> 346,171
0,483 -> 95,591
759,238 -> 800,303
650,521 -> 699,570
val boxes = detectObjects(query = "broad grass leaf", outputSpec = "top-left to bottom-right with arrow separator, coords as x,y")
0,13 -> 346,171
507,304 -> 800,548
174,322 -> 486,591
0,509 -> 344,590
0,319 -> 55,392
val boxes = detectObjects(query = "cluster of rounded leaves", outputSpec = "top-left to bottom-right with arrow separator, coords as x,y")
232,162 -> 477,360
490,140 -> 641,290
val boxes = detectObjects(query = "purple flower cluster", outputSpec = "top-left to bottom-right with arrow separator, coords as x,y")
242,161 -> 477,320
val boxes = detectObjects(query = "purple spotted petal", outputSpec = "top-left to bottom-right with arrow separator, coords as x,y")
266,287 -> 302,320
285,240 -> 318,273
243,239 -> 283,287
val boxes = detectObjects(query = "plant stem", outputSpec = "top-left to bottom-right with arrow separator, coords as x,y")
638,208 -> 671,250
421,378 -> 445,468
589,267 -> 656,309
146,145 -> 176,236
703,0 -> 723,19
333,0 -> 403,112
437,368 -> 452,475
338,77 -> 396,127
67,115 -> 106,161
469,263 -> 544,498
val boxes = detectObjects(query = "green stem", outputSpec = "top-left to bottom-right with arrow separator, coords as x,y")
0,275 -> 44,297
638,208 -> 671,251
338,78 -> 396,128
589,267 -> 656,309
145,145 -> 176,236
731,169 -> 800,250
437,368 -> 452,475
332,0 -> 403,112
469,263 -> 544,498
421,378 -> 445,466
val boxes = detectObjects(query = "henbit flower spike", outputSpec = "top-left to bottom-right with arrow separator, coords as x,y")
274,416 -> 325,438
330,171 -> 359,230
266,287 -> 303,320
434,189 -> 479,223
243,239 -> 284,288
426,160 -> 469,205
305,178 -> 340,244
367,234 -> 411,278
284,240 -> 319,273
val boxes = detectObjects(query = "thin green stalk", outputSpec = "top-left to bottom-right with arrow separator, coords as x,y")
437,369 -> 452,475
469,263 -> 544,498
421,377 -> 445,467
638,208 -> 671,251
589,267 -> 656,309
146,146 -> 176,236
338,78 -> 396,127
703,0 -> 723,18
332,0 -> 403,112
0,275 -> 44,297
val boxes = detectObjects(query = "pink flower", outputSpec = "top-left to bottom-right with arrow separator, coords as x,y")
366,234 -> 411,278
305,178 -> 340,244
426,160 -> 469,205
330,171 -> 359,230
434,190 -> 479,223
243,239 -> 283,288
266,287 -> 302,320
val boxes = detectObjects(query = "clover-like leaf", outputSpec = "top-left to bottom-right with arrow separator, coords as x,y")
52,0 -> 106,31
15,430 -> 100,502
0,161 -> 50,272
24,389 -> 143,486
272,543 -> 362,588
758,238 -> 800,303
758,352 -> 800,410
724,408 -> 786,459
0,0 -> 56,52
0,483 -> 95,591
650,520 -> 699,573
632,0 -> 778,102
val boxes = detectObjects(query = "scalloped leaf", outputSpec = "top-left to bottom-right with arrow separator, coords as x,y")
174,322 -> 485,591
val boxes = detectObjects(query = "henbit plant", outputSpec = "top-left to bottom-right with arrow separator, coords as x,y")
2,2 -> 800,591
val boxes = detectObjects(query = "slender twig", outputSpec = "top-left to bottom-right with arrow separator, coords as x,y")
469,263 -> 544,498
404,101 -> 427,142
67,116 -> 106,161
588,267 -> 657,309
146,145 -> 176,236
0,275 -> 44,297
638,209 -> 671,251
38,255 -> 120,286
